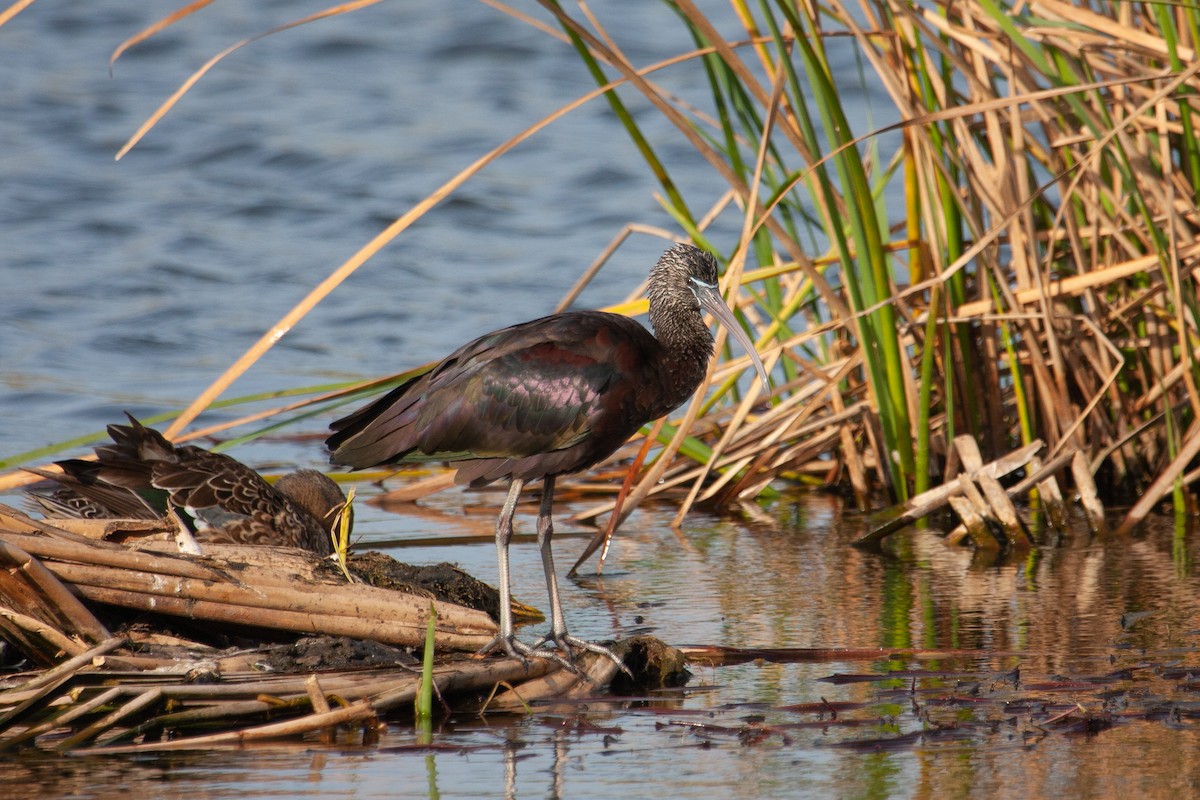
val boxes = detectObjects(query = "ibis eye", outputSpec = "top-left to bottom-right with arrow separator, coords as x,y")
689,276 -> 717,291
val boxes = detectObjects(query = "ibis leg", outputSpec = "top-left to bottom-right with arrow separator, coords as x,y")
535,475 -> 567,642
534,476 -> 629,674
483,478 -> 524,658
480,478 -> 573,670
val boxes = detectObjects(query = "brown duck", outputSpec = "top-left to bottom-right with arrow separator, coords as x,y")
28,415 -> 345,556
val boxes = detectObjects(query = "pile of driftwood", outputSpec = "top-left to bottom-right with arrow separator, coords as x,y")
0,505 -> 685,752
856,437 -> 1106,550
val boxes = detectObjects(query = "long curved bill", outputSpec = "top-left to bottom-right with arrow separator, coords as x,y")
693,280 -> 771,393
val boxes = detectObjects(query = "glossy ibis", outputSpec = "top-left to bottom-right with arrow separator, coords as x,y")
327,243 -> 769,666
28,414 -> 346,556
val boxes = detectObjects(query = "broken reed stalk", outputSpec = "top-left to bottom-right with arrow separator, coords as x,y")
855,441 -> 1077,548
43,561 -> 487,637
82,698 -> 378,754
0,686 -> 122,751
0,673 -> 77,734
0,526 -> 232,584
0,637 -> 125,705
55,688 -> 164,751
0,540 -> 111,645
64,584 -> 489,651
0,606 -> 83,664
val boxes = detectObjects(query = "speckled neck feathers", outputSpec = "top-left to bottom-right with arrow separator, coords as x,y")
643,244 -> 718,413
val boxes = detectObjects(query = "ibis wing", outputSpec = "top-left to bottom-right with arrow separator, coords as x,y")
327,311 -> 657,469
412,337 -> 614,460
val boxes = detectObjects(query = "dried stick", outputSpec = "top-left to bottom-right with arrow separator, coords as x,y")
0,637 -> 125,702
46,560 -> 492,631
54,688 -> 164,751
66,585 -> 490,651
0,686 -> 122,750
76,698 -> 377,753
0,531 -> 230,583
0,541 -> 111,643
0,605 -> 82,663
854,440 -> 1045,546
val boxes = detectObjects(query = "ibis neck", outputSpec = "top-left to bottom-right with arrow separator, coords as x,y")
651,307 -> 714,412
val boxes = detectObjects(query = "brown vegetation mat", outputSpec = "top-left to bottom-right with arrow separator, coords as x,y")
0,505 -> 688,752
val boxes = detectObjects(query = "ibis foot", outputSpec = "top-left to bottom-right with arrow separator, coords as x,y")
478,634 -> 576,673
530,633 -> 633,677
479,633 -> 632,677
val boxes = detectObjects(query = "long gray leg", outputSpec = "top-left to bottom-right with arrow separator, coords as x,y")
536,475 -> 567,642
481,478 -> 524,658
479,478 -> 573,669
535,476 -> 629,674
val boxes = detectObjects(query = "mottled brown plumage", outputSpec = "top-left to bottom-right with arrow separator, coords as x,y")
327,244 -> 768,666
29,415 -> 345,556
